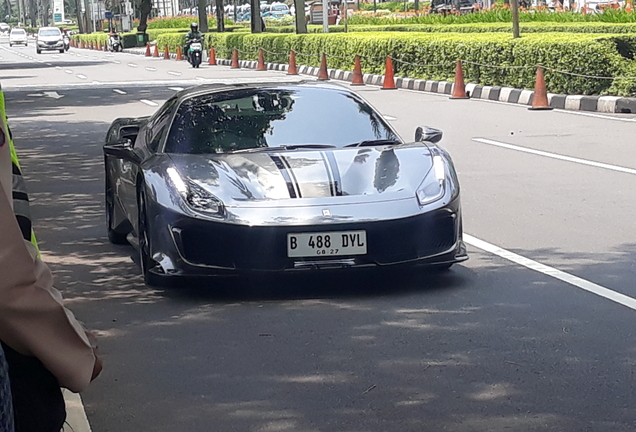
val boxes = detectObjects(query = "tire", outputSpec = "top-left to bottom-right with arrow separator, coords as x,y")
105,173 -> 129,245
59,49 -> 64,53
137,186 -> 165,286
36,49 -> 41,54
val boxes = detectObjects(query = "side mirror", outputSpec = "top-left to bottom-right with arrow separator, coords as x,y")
415,126 -> 443,144
104,139 -> 139,162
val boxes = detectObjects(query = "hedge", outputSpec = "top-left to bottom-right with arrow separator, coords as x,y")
263,22 -> 636,34
205,32 -> 629,95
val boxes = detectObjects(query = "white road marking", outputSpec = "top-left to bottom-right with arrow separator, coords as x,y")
63,390 -> 91,432
169,87 -> 184,91
127,63 -> 138,67
167,71 -> 181,76
472,138 -> 636,175
145,67 -> 157,71
76,74 -> 87,79
113,89 -> 127,95
140,99 -> 158,107
65,70 -> 73,74
465,234 -> 636,312
554,109 -> 636,123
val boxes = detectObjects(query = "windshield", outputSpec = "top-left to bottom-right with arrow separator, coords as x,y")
164,87 -> 399,154
11,29 -> 25,34
39,29 -> 61,36
272,4 -> 288,10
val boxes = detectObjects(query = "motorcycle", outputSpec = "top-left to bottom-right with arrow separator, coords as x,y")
63,35 -> 70,51
107,33 -> 122,52
187,38 -> 203,68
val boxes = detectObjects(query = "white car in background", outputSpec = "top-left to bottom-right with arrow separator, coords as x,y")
36,26 -> 64,54
9,28 -> 28,46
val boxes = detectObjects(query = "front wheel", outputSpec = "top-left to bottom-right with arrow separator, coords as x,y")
36,49 -> 41,54
59,49 -> 64,53
137,186 -> 165,286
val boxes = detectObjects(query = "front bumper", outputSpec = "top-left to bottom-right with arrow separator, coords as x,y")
146,196 -> 467,277
37,41 -> 63,49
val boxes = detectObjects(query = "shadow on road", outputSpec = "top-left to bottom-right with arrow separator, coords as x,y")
9,94 -> 636,432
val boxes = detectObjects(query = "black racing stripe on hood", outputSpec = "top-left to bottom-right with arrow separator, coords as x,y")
324,151 -> 342,196
269,154 -> 299,198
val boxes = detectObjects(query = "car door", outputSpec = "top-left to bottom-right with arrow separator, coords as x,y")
121,97 -> 178,231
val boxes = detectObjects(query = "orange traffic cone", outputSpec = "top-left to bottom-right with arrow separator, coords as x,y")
231,48 -> 240,68
163,45 -> 170,59
351,55 -> 364,86
153,44 -> 159,57
256,48 -> 266,71
176,46 -> 183,61
529,66 -> 553,110
317,53 -> 329,80
209,47 -> 217,65
450,59 -> 469,99
382,56 -> 397,90
287,50 -> 298,75
145,43 -> 151,56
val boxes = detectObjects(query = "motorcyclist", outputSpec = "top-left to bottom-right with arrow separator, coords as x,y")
108,29 -> 121,51
183,22 -> 202,61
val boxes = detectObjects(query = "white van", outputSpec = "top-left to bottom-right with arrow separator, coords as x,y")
36,26 -> 64,54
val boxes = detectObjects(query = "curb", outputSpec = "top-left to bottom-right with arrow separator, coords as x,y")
122,47 -> 636,114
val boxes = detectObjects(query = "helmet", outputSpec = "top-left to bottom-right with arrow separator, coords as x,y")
190,22 -> 198,32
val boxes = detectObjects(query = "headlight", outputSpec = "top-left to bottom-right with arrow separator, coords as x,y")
416,154 -> 446,206
167,167 -> 224,217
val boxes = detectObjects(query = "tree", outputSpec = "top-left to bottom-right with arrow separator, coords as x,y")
214,0 -> 224,32
138,0 -> 151,32
294,0 -> 306,33
197,0 -> 208,31
250,0 -> 262,33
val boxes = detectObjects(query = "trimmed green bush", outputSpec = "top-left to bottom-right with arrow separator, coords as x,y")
206,32 -> 629,95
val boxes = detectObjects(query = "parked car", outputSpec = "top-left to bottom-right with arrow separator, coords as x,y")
36,26 -> 64,54
103,81 -> 467,285
261,2 -> 292,18
0,22 -> 9,35
9,28 -> 28,46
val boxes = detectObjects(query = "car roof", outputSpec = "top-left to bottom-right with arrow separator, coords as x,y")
172,80 -> 352,102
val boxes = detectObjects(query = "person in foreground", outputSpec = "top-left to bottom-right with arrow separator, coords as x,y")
0,98 -> 102,432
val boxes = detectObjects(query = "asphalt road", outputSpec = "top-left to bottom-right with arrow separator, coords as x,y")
2,39 -> 636,432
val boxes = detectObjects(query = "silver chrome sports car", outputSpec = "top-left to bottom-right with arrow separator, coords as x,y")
104,81 -> 467,285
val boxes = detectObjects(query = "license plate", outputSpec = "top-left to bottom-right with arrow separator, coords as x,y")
190,43 -> 202,50
287,231 -> 367,258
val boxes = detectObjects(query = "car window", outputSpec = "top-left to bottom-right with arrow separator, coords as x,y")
39,29 -> 61,36
147,97 -> 178,152
164,87 -> 398,154
11,29 -> 25,34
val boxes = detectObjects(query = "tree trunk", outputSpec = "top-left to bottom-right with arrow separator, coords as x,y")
138,0 -> 152,33
294,0 -> 307,33
250,0 -> 262,33
215,0 -> 224,32
198,0 -> 208,32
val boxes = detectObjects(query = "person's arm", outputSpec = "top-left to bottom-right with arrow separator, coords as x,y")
0,178 -> 98,392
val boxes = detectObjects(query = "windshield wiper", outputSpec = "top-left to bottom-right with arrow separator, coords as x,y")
231,144 -> 336,153
345,139 -> 401,148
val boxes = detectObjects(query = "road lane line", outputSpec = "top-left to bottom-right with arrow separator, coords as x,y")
65,70 -> 73,74
76,74 -> 87,79
145,67 -> 157,71
113,89 -> 127,95
472,138 -> 636,175
127,63 -> 138,67
169,87 -> 184,91
140,99 -> 158,107
464,234 -> 636,311
167,71 -> 181,76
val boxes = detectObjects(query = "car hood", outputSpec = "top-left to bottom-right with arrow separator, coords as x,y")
162,144 -> 434,206
38,35 -> 61,41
